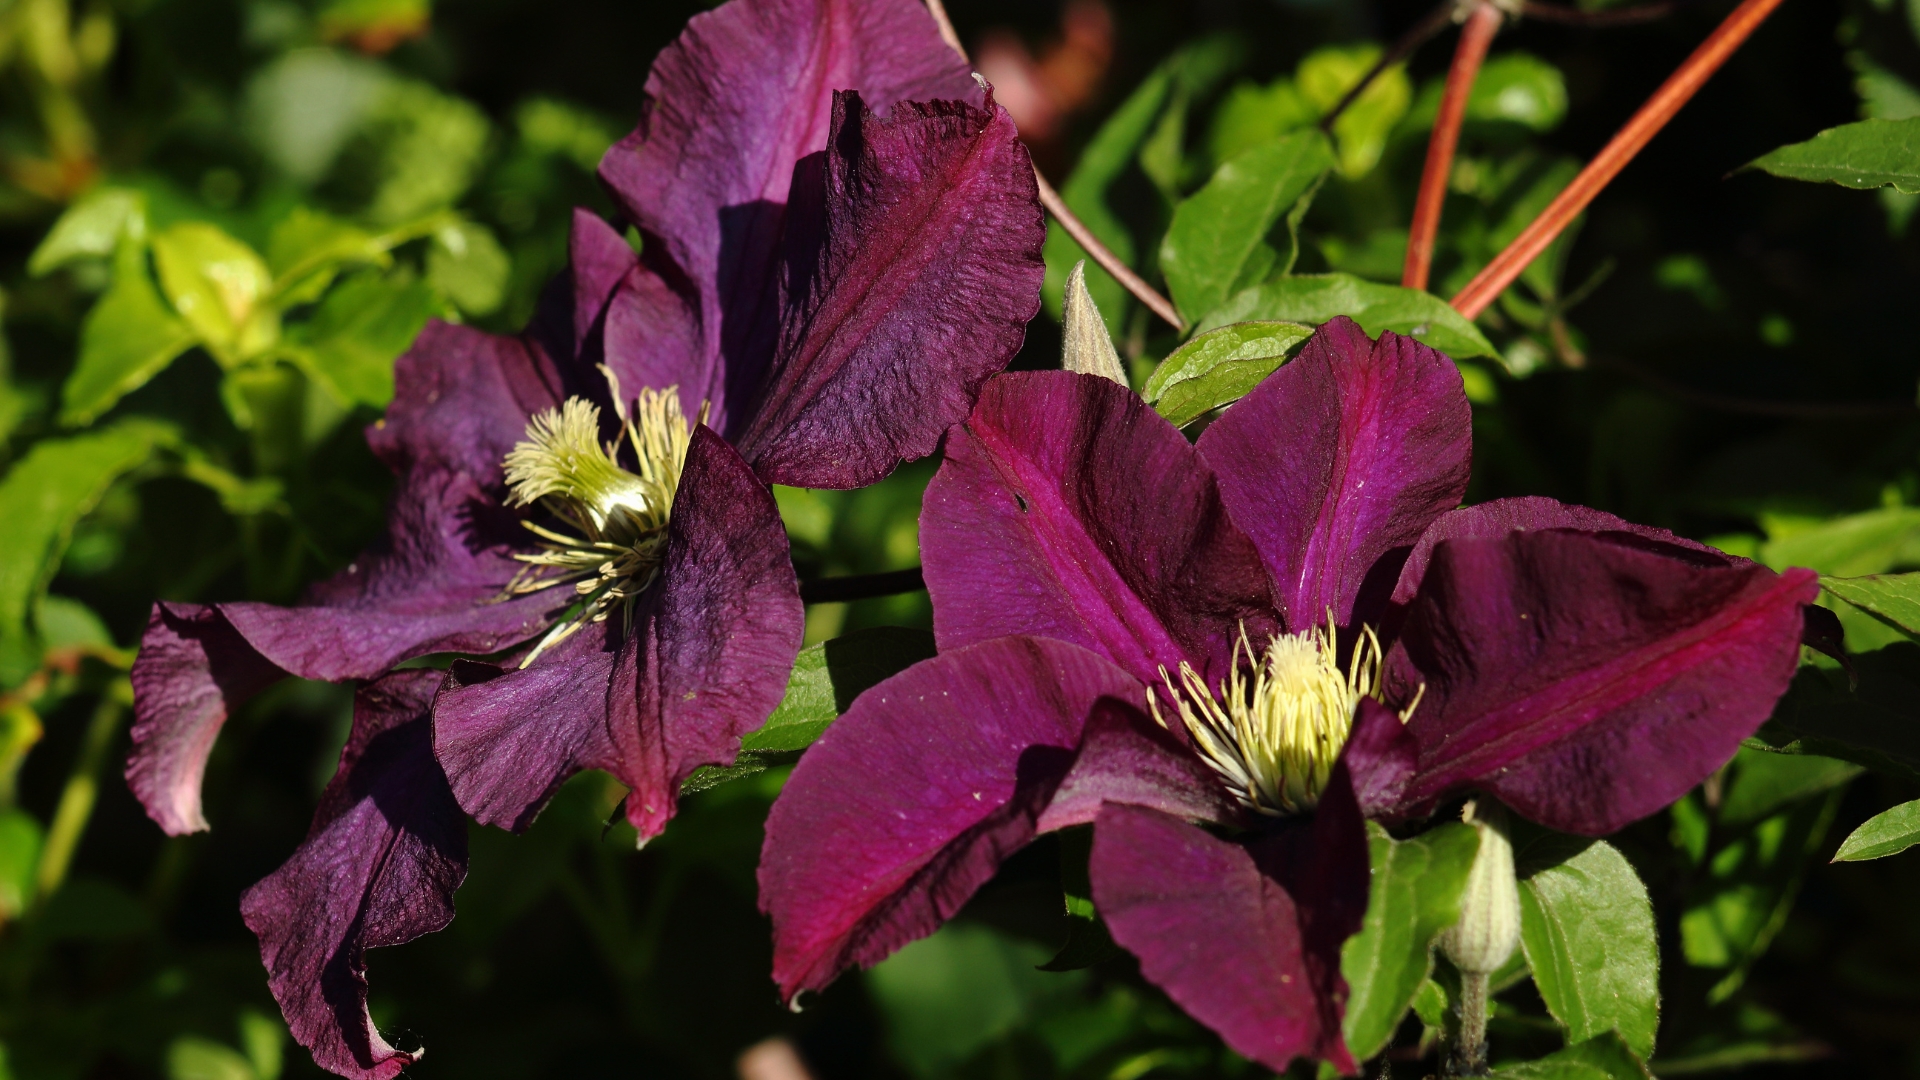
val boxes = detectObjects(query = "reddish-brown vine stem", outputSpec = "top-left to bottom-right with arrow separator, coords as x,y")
1404,1 -> 1503,291
925,0 -> 1186,329
1450,0 -> 1789,319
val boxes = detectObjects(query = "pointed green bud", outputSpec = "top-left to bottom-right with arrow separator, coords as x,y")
1061,260 -> 1128,386
1439,798 -> 1520,976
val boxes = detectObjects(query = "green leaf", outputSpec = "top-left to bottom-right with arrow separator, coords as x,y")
167,1036 -> 258,1080
266,207 -> 386,306
1761,651 -> 1920,781
27,187 -> 148,277
289,273 -> 438,408
236,1009 -> 284,1080
1207,78 -> 1317,167
1488,1031 -> 1653,1080
1296,44 -> 1411,179
1161,131 -> 1333,324
1819,571 -> 1920,645
1717,746 -> 1860,828
1142,321 -> 1312,427
740,627 -> 937,753
0,422 -> 167,685
1340,820 -> 1481,1061
1832,797 -> 1920,862
1196,272 -> 1497,361
151,223 -> 279,364
1518,839 -> 1659,1058
426,219 -> 511,316
1748,117 -> 1920,194
61,242 -> 196,426
1758,506 -> 1920,577
0,809 -> 44,920
1412,53 -> 1568,134
350,81 -> 492,225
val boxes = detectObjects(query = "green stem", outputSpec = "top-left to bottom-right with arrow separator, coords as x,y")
1449,970 -> 1491,1077
31,693 -> 126,906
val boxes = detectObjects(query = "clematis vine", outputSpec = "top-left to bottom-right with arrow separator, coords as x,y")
758,317 -> 1818,1074
122,0 -> 1045,1076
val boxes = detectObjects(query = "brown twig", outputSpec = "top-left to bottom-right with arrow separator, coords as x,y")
1450,0 -> 1790,319
924,0 -> 1185,329
1322,0 -> 1459,132
1404,2 -> 1504,290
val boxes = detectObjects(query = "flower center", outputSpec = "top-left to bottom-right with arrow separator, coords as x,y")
500,386 -> 693,667
1149,619 -> 1417,816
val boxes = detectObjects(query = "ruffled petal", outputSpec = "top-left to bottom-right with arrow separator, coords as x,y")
598,0 -> 975,434
239,670 -> 467,1080
1090,772 -> 1368,1075
1197,317 -> 1471,632
1036,698 -> 1244,832
125,603 -> 286,835
922,371 -> 1275,690
1381,528 -> 1819,835
604,427 -> 803,840
759,636 -> 1138,1003
732,90 -> 1045,488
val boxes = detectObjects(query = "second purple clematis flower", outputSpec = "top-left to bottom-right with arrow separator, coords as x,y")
123,0 -> 1044,1076
758,317 -> 1818,1074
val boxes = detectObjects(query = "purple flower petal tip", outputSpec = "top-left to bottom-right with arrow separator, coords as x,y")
1384,528 -> 1819,835
923,370 -> 1274,689
1197,316 -> 1471,632
760,636 -> 1137,1003
241,670 -> 467,1080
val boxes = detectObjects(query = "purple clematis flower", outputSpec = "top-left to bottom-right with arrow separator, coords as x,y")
758,317 -> 1818,1074
125,0 -> 1045,1075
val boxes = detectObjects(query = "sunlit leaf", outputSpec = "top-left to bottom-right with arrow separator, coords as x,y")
1161,131 -> 1332,324
1748,117 -> 1920,194
1832,797 -> 1920,862
1196,272 -> 1497,360
266,207 -> 386,306
1142,321 -> 1312,427
151,223 -> 278,364
1518,839 -> 1659,1058
1340,820 -> 1480,1061
61,243 -> 196,426
288,272 -> 438,408
244,50 -> 393,184
348,81 -> 491,225
1819,572 -> 1920,646
426,219 -> 511,316
0,809 -> 44,920
1488,1031 -> 1654,1080
167,1036 -> 257,1080
1295,44 -> 1410,179
1758,506 -> 1920,577
27,187 -> 147,277
1718,747 -> 1860,828
740,626 -> 936,754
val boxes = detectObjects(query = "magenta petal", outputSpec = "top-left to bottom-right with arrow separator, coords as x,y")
759,636 -> 1138,1002
1390,495 -> 1721,608
1197,317 -> 1471,631
1382,529 -> 1819,835
125,604 -> 285,835
603,263 -> 712,424
1339,699 -> 1421,821
1090,779 -> 1368,1075
599,0 -> 974,431
732,91 -> 1045,487
604,428 -> 802,840
568,209 -> 640,359
923,371 -> 1275,690
1037,699 -> 1244,832
432,621 -> 621,832
240,670 -> 467,1080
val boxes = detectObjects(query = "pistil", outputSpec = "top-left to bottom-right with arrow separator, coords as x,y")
501,384 -> 694,666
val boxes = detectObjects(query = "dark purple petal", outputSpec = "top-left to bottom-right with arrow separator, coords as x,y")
1196,317 -> 1471,632
598,0 -> 975,432
922,370 -> 1275,691
759,636 -> 1138,1003
1338,699 -> 1421,822
1037,698 -> 1244,832
569,209 -> 638,357
603,427 -> 803,840
240,670 -> 467,1080
1090,773 -> 1368,1075
431,619 -> 621,833
434,430 -> 800,840
1380,529 -> 1819,835
125,603 -> 285,835
1390,495 -> 1720,608
603,262 -> 713,425
731,91 -> 1045,487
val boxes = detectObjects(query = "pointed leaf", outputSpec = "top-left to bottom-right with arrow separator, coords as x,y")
1518,840 -> 1659,1058
61,244 -> 196,426
1819,572 -> 1920,643
1060,262 -> 1126,385
1340,820 -> 1480,1061
1747,117 -> 1920,194
1161,131 -> 1333,323
151,223 -> 278,362
1832,797 -> 1920,862
1197,273 -> 1496,361
1141,320 -> 1312,427
28,187 -> 147,277
291,273 -> 438,408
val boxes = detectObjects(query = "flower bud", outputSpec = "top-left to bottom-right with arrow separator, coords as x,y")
1439,798 -> 1520,976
